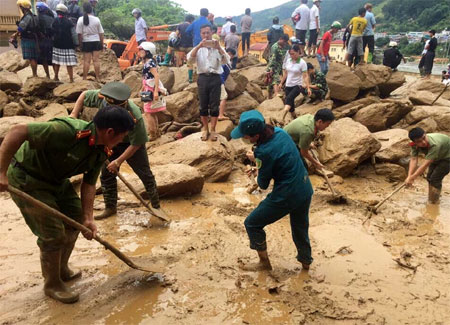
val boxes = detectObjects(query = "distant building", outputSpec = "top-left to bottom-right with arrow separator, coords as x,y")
0,0 -> 22,32
328,39 -> 369,62
249,42 -> 268,63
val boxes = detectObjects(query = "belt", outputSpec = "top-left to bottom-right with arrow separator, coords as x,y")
199,73 -> 219,77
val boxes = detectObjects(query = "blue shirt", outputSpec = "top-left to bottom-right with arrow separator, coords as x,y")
135,17 -> 148,42
221,64 -> 231,84
363,11 -> 376,36
255,127 -> 313,205
185,16 -> 211,47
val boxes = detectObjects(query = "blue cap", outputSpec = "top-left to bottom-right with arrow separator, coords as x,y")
231,110 -> 266,139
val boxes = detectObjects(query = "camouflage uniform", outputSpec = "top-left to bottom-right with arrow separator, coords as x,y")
301,70 -> 328,100
7,118 -> 110,251
82,90 -> 160,209
267,42 -> 290,89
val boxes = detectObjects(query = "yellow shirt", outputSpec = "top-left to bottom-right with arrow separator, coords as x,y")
349,17 -> 368,36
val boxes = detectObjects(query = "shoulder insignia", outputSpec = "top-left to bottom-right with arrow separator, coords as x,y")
104,147 -> 113,157
76,130 -> 92,140
88,135 -> 96,146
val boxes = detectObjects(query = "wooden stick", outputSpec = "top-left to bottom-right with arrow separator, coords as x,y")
363,183 -> 406,225
8,186 -> 156,273
106,160 -> 170,223
431,83 -> 449,105
310,150 -> 339,197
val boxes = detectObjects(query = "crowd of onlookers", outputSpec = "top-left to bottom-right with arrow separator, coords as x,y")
11,0 -> 103,82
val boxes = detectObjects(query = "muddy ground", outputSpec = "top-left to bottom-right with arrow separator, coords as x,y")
1,162 -> 449,325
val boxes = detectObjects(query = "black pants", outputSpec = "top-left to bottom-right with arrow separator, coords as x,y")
363,35 -> 375,53
296,29 -> 307,45
285,86 -> 301,112
197,73 -> 221,117
231,56 -> 238,69
241,32 -> 251,52
100,143 -> 160,209
308,29 -> 318,47
383,57 -> 402,70
299,86 -> 326,101
419,51 -> 435,75
427,158 -> 450,190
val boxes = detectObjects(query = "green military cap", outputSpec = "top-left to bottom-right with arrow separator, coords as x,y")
100,82 -> 132,102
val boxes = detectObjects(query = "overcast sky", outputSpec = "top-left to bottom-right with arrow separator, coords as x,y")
173,0 -> 290,17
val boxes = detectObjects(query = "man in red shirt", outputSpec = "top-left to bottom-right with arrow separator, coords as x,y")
316,21 -> 341,75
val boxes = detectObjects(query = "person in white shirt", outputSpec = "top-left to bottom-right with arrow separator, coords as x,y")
291,0 -> 310,56
187,24 -> 230,142
279,44 -> 311,121
220,17 -> 235,40
307,0 -> 320,57
132,8 -> 148,45
76,2 -> 104,81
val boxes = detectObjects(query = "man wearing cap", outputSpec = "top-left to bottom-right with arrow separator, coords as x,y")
0,105 -> 135,303
383,41 -> 406,71
231,110 -> 314,271
132,8 -> 148,45
284,109 -> 335,170
317,21 -> 341,75
70,82 -> 161,220
405,128 -> 450,204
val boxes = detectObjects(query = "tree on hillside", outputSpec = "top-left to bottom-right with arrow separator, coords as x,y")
375,37 -> 390,48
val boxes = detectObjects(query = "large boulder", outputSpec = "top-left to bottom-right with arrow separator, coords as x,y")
215,120 -> 234,140
22,77 -> 59,96
333,97 -> 380,119
75,48 -> 122,82
170,66 -> 190,93
148,132 -> 234,182
36,103 -> 68,122
2,102 -> 27,117
165,90 -> 199,123
238,66 -> 267,87
123,71 -> 142,98
236,55 -> 260,69
375,163 -> 407,182
409,90 -> 450,107
0,50 -> 29,72
392,79 -> 450,101
378,71 -> 406,97
53,80 -> 101,100
354,64 -> 392,90
353,98 -> 412,132
0,116 -> 34,144
0,71 -> 23,91
256,96 -> 284,125
246,82 -> 265,103
0,90 -> 9,107
318,118 -> 381,177
226,92 -> 259,122
326,63 -> 362,102
158,66 -> 175,93
295,100 -> 334,117
119,164 -> 204,198
225,72 -> 248,100
374,129 -> 410,163
401,105 -> 450,134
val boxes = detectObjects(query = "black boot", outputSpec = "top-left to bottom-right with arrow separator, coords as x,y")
94,206 -> 117,220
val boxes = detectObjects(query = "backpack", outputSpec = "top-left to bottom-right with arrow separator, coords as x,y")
38,9 -> 55,38
269,26 -> 284,45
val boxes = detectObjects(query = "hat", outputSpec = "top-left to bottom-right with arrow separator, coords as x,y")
226,16 -> 232,21
100,82 -> 131,102
313,0 -> 321,2
231,110 -> 265,139
389,41 -> 398,47
331,21 -> 342,29
17,0 -> 32,8
56,3 -> 68,12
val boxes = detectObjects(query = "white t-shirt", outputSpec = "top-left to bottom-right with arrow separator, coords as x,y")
309,4 -> 320,30
292,4 -> 310,31
283,57 -> 308,87
76,15 -> 104,42
221,21 -> 235,37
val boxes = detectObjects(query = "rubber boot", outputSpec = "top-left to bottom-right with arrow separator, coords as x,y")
428,185 -> 441,204
188,69 -> 194,83
60,230 -> 82,282
41,249 -> 79,304
367,52 -> 373,64
94,206 -> 117,220
159,53 -> 172,66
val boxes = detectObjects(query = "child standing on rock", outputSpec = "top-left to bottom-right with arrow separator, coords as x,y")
139,42 -> 167,140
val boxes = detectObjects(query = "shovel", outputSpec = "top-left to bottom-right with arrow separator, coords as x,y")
8,185 -> 158,273
363,183 -> 406,225
310,150 -> 347,204
431,83 -> 449,105
106,160 -> 170,223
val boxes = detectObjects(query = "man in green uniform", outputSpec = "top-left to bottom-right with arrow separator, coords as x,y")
267,33 -> 290,98
301,63 -> 328,103
70,82 -> 160,219
405,128 -> 450,204
0,106 -> 135,303
231,110 -> 314,271
284,108 -> 335,170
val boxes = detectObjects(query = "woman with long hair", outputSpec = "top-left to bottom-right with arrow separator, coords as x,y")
52,4 -> 78,82
76,2 -> 104,81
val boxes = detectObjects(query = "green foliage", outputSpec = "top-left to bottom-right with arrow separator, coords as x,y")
96,0 -> 186,40
399,40 -> 424,56
398,37 -> 409,48
375,37 -> 390,48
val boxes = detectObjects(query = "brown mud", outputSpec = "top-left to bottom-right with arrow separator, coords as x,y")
1,163 -> 449,324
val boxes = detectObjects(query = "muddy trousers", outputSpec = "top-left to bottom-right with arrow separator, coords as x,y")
427,158 -> 450,190
244,196 -> 313,265
100,143 -> 160,209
